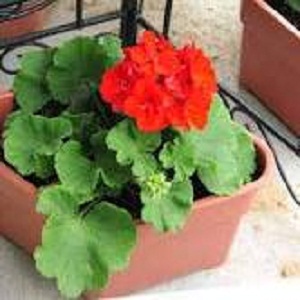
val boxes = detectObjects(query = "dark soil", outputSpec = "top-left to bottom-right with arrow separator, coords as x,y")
267,0 -> 300,30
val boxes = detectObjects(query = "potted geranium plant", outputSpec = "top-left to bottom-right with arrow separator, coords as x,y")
240,0 -> 300,135
0,0 -> 50,39
0,31 -> 275,298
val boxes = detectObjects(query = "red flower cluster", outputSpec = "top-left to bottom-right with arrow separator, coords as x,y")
100,31 -> 217,132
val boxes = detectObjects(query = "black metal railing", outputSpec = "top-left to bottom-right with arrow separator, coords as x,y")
0,0 -> 299,205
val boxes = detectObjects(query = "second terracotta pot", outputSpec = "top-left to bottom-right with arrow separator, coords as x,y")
0,90 -> 13,130
0,1 -> 50,39
240,0 -> 300,135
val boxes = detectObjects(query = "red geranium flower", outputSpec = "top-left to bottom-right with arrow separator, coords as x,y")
99,30 -> 217,133
164,45 -> 217,129
178,45 -> 217,92
100,60 -> 138,112
125,31 -> 180,77
124,79 -> 170,132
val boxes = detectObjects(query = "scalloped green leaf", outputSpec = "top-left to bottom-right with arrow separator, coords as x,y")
13,49 -> 54,113
37,185 -> 88,217
195,97 -> 255,194
47,36 -> 121,104
106,119 -> 161,179
55,140 -> 100,196
91,131 -> 132,189
3,113 -> 72,177
287,0 -> 300,12
141,174 -> 193,232
47,37 -> 104,103
159,135 -> 196,182
62,111 -> 99,147
33,154 -> 55,179
98,35 -> 122,69
160,96 -> 256,195
34,202 -> 136,298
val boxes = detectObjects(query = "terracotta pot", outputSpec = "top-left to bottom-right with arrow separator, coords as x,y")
0,1 -> 50,39
0,92 -> 276,298
240,0 -> 300,135
0,90 -> 13,130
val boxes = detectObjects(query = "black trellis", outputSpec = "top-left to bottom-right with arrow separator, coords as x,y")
0,0 -> 299,205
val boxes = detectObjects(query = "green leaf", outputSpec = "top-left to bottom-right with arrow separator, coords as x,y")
33,155 -> 55,179
37,185 -> 86,217
34,202 -> 136,298
287,0 -> 300,12
91,131 -> 131,189
141,174 -> 193,232
160,136 -> 196,181
160,96 -> 256,195
13,49 -> 54,113
3,113 -> 72,177
232,123 -> 256,183
55,140 -> 100,196
47,36 -> 113,104
98,35 -> 122,69
106,120 -> 161,179
195,97 -> 255,194
68,84 -> 97,114
62,111 -> 99,146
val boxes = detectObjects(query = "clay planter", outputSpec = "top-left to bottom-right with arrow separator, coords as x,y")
0,90 -> 13,130
0,1 -> 50,39
240,0 -> 300,135
0,92 -> 276,298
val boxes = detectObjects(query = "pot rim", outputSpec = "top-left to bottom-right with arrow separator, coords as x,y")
0,90 -> 14,100
248,0 -> 300,37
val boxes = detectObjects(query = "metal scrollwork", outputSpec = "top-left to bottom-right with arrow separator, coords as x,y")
0,41 -> 49,75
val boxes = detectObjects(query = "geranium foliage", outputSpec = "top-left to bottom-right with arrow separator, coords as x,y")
106,119 -> 161,179
287,0 -> 300,12
160,95 -> 256,195
141,174 -> 193,232
35,199 -> 136,298
3,32 -> 256,298
13,49 -> 54,113
4,113 -> 72,178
